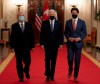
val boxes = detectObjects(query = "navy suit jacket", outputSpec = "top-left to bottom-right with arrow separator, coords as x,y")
40,20 -> 63,48
10,22 -> 35,51
64,18 -> 87,48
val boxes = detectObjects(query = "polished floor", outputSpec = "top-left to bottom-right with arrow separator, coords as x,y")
0,44 -> 10,63
85,46 -> 100,61
0,44 -> 100,63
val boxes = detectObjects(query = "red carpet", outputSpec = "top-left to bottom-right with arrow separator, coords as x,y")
0,45 -> 100,84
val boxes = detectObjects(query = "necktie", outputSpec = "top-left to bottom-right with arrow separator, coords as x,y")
21,23 -> 24,32
72,20 -> 76,30
51,20 -> 54,32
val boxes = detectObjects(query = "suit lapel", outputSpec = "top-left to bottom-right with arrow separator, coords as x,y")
17,22 -> 20,28
54,20 -> 57,31
21,22 -> 26,32
24,22 -> 26,32
48,20 -> 52,32
16,22 -> 22,32
70,19 -> 73,31
76,19 -> 81,31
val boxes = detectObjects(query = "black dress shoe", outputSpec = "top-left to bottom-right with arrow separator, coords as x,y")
74,78 -> 78,82
23,69 -> 30,79
50,77 -> 54,81
25,73 -> 30,79
68,72 -> 72,79
19,79 -> 24,82
46,76 -> 49,82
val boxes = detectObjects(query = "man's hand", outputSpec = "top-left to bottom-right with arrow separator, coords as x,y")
59,45 -> 63,50
68,37 -> 75,42
11,49 -> 14,53
74,37 -> 81,42
59,45 -> 63,49
31,48 -> 34,52
41,45 -> 44,50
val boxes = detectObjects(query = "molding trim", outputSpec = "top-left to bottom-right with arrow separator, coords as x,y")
0,52 -> 14,74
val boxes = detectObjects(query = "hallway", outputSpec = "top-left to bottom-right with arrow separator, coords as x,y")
0,45 -> 100,84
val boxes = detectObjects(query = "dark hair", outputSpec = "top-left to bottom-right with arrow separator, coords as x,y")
71,7 -> 79,13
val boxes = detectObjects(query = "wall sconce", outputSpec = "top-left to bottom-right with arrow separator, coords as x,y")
16,4 -> 22,12
68,0 -> 79,7
16,0 -> 23,12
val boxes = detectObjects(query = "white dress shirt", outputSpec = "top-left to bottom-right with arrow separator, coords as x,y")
49,19 -> 55,28
19,22 -> 25,31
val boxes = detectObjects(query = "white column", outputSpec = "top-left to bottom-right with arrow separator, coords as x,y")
96,23 -> 100,48
0,0 -> 3,28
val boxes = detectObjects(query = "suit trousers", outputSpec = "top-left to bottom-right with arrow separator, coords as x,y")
67,44 -> 82,78
44,46 -> 58,78
15,49 -> 31,79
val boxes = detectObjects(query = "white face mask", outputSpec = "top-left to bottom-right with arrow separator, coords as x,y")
18,16 -> 25,22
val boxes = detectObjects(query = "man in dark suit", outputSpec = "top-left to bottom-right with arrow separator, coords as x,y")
40,9 -> 63,82
10,12 -> 35,82
64,7 -> 87,82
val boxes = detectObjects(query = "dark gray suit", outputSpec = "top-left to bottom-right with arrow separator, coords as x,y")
40,20 -> 63,78
10,22 -> 35,80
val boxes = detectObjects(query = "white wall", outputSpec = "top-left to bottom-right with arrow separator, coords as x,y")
2,0 -> 28,28
90,0 -> 100,48
64,0 -> 92,34
2,0 -> 92,33
0,0 -> 92,33
0,0 -> 100,46
0,0 -> 1,19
